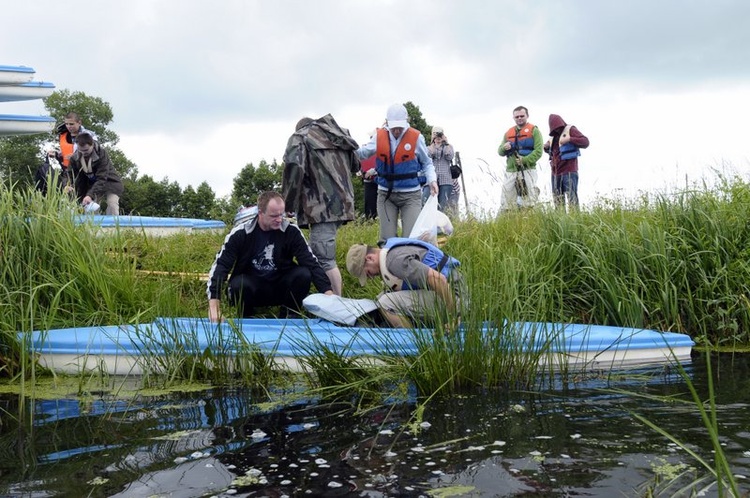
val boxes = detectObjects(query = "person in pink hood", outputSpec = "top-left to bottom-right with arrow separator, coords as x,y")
544,114 -> 589,211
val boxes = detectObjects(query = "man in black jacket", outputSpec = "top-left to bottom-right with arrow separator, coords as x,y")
207,191 -> 333,321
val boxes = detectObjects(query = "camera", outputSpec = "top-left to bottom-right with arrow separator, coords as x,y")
435,132 -> 444,138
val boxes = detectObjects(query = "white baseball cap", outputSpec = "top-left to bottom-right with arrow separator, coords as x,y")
386,103 -> 408,129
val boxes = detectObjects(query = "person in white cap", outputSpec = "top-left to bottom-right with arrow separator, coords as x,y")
357,103 -> 438,242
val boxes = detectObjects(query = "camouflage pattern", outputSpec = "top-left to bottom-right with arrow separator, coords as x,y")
282,114 -> 360,227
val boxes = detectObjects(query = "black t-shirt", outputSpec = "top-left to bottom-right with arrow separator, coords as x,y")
247,228 -> 276,279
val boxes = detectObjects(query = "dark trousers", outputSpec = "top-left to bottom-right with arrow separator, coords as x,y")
228,266 -> 312,317
364,180 -> 378,219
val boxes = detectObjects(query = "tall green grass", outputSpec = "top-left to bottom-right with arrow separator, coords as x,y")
5,175 -> 750,387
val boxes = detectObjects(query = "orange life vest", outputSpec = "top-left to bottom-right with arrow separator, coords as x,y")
374,128 -> 421,190
58,132 -> 75,168
504,122 -> 537,156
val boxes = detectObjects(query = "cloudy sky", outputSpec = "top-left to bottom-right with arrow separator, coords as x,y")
3,0 -> 749,214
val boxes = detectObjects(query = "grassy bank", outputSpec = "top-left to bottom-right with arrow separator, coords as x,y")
3,176 -> 750,384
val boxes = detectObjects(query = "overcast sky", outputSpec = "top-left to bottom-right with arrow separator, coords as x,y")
4,0 -> 749,215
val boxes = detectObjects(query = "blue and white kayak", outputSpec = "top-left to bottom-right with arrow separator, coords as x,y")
74,215 -> 226,235
0,81 -> 56,102
0,114 -> 55,136
0,65 -> 35,85
23,317 -> 695,375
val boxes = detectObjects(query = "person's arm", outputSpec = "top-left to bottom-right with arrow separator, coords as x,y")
281,135 -> 305,214
518,126 -> 544,168
443,144 -> 455,162
357,135 -> 377,160
426,269 -> 456,314
206,230 -> 242,319
415,134 -> 438,194
86,146 -> 121,199
498,132 -> 511,157
568,126 -> 590,149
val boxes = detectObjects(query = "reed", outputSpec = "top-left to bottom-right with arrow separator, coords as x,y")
5,175 -> 750,391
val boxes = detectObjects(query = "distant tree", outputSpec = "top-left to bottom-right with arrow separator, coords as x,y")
0,136 -> 45,188
108,148 -> 138,181
209,195 -> 234,223
121,176 -> 182,216
404,101 -> 433,144
179,182 -> 216,218
231,159 -> 283,206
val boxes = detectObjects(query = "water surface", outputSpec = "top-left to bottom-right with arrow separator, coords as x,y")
1,354 -> 749,497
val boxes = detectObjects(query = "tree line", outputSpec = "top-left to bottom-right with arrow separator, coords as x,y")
0,91 -> 434,222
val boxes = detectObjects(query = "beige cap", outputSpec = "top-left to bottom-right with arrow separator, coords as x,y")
346,244 -> 369,286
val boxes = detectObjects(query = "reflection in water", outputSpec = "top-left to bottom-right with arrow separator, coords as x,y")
0,356 -> 749,496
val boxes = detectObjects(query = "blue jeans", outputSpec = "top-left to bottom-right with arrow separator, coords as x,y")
552,172 -> 579,211
437,184 -> 453,212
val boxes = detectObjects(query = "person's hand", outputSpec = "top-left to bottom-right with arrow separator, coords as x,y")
429,181 -> 439,196
82,195 -> 93,206
208,299 -> 222,323
543,140 -> 550,152
515,155 -> 523,167
364,169 -> 377,179
504,142 -> 512,151
324,290 -> 334,296
63,185 -> 74,194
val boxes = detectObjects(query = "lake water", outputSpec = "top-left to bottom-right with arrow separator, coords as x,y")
1,353 -> 749,497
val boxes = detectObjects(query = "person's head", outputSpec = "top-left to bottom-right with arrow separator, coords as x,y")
346,244 -> 380,286
75,132 -> 95,157
64,112 -> 82,135
386,103 -> 409,138
431,126 -> 445,143
295,117 -> 313,131
256,191 -> 285,231
548,114 -> 566,135
513,106 -> 529,126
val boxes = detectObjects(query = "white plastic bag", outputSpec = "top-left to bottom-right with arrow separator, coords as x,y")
409,195 -> 439,245
302,293 -> 378,326
436,210 -> 453,236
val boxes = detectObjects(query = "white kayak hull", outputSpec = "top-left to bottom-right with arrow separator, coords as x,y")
23,317 -> 695,376
0,114 -> 56,136
0,81 -> 56,102
0,64 -> 35,85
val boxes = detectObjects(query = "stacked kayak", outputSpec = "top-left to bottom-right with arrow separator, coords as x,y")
0,64 -> 55,136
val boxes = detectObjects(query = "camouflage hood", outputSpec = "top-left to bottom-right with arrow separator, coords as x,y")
282,114 -> 361,227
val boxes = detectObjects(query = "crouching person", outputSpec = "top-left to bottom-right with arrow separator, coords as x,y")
345,238 -> 465,329
68,132 -> 123,215
207,191 -> 333,322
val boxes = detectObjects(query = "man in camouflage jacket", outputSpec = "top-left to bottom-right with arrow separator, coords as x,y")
282,114 -> 360,296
